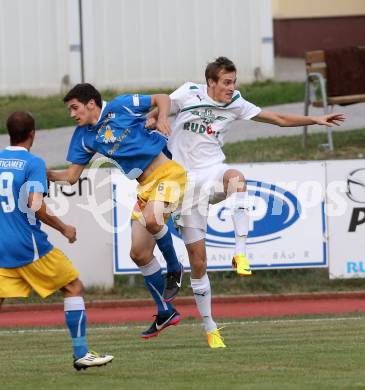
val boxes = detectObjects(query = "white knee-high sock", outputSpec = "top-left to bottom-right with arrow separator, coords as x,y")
190,273 -> 217,333
229,192 -> 249,256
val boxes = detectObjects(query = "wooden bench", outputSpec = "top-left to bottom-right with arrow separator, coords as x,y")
303,46 -> 365,151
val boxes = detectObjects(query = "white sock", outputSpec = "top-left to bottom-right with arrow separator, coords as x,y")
139,257 -> 161,276
152,225 -> 168,240
64,296 -> 85,311
234,234 -> 246,256
190,274 -> 217,333
229,192 -> 249,256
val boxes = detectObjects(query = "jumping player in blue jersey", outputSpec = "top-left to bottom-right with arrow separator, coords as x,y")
0,112 -> 113,370
47,84 -> 186,331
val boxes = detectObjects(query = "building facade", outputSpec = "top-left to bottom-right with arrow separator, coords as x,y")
0,0 -> 274,95
272,0 -> 365,57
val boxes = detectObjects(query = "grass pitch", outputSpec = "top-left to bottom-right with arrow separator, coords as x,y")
1,315 -> 365,390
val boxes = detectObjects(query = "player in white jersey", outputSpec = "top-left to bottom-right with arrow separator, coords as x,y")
137,56 -> 345,348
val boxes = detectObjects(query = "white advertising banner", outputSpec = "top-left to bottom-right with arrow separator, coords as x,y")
113,162 -> 327,274
327,160 -> 365,279
44,168 -> 114,288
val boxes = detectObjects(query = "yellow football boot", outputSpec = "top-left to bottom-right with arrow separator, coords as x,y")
232,253 -> 252,276
207,328 -> 226,349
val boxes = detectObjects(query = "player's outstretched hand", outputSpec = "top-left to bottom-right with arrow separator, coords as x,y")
314,113 -> 346,127
63,224 -> 77,243
156,117 -> 171,136
145,117 -> 157,129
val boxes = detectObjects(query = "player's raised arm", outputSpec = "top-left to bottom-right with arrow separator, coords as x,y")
150,94 -> 171,136
28,192 -> 76,243
252,110 -> 346,127
47,163 -> 85,185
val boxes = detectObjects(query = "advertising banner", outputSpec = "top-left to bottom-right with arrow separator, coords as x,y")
44,168 -> 114,287
327,160 -> 365,279
113,162 -> 327,274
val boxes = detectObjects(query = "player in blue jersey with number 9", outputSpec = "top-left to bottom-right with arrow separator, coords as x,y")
0,112 -> 113,370
47,84 -> 187,330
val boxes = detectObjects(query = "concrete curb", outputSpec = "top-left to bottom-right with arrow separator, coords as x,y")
2,290 -> 365,313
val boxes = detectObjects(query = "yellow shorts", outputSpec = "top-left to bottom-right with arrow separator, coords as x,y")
0,247 -> 80,299
131,160 -> 187,222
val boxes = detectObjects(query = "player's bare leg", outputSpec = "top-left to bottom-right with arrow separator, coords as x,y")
130,219 -> 156,267
61,278 -> 84,297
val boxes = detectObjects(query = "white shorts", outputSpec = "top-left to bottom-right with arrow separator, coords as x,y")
173,164 -> 229,241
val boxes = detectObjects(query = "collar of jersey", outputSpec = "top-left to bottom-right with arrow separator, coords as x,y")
5,146 -> 27,151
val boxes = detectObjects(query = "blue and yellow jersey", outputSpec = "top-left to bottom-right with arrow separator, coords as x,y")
67,94 -> 167,179
0,147 -> 53,268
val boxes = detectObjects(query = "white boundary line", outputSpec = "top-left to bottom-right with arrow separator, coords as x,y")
0,315 -> 363,335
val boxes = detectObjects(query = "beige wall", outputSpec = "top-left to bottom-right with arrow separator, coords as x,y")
272,0 -> 365,18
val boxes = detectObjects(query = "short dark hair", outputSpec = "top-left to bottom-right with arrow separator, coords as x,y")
205,57 -> 237,84
6,112 -> 35,145
63,83 -> 102,108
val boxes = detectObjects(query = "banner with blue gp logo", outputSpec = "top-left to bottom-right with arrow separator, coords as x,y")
112,161 -> 327,274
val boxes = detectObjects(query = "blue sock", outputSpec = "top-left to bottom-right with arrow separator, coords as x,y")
154,225 -> 180,273
144,269 -> 174,316
64,297 -> 88,359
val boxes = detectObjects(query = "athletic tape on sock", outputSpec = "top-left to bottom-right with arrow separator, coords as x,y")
190,274 -> 216,331
139,257 -> 161,276
64,296 -> 85,312
191,273 -> 211,294
229,192 -> 250,236
153,225 -> 168,240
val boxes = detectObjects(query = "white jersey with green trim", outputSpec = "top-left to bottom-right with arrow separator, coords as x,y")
168,82 -> 261,170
